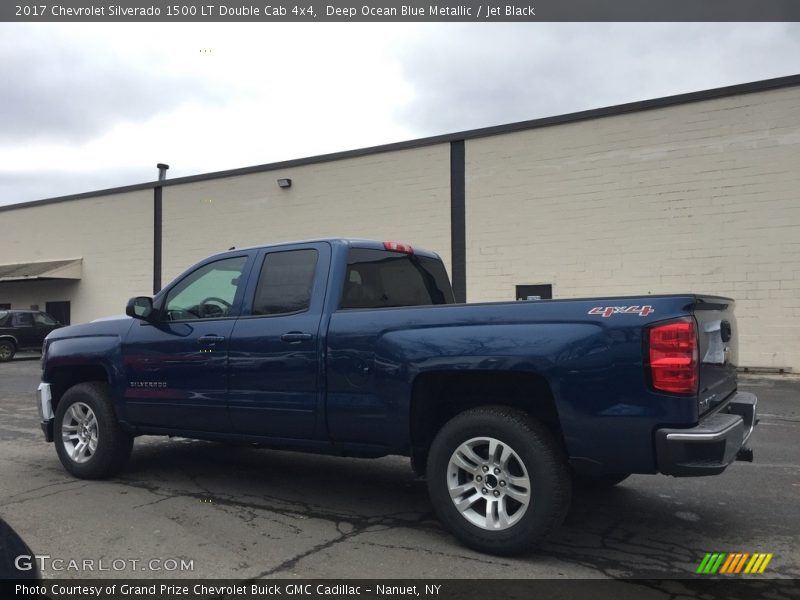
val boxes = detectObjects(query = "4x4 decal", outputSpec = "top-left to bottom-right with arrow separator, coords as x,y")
588,305 -> 655,318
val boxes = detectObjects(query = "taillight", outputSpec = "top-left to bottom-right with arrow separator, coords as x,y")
383,241 -> 414,254
648,319 -> 698,394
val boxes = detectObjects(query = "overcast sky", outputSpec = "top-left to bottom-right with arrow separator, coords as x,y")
1,23 -> 799,205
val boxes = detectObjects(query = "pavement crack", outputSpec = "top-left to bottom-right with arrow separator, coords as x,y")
1,479 -> 79,500
247,524 -> 365,578
131,494 -> 175,509
0,482 -> 90,508
351,539 -> 512,566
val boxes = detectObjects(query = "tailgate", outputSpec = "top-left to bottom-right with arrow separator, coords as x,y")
693,296 -> 738,414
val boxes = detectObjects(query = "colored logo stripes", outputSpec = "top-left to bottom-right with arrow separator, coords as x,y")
696,552 -> 773,574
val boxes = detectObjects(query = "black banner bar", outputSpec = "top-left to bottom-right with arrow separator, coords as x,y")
3,579 -> 800,600
3,0 -> 800,22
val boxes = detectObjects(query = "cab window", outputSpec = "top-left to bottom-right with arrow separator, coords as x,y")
340,249 -> 454,309
252,249 -> 319,316
164,256 -> 248,321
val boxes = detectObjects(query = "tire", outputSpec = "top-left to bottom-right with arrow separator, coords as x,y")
54,382 -> 133,479
572,472 -> 630,489
426,406 -> 571,556
0,340 -> 16,362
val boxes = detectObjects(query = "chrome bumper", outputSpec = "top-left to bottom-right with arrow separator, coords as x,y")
655,391 -> 758,476
37,382 -> 54,442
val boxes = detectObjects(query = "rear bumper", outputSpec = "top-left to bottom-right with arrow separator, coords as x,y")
655,391 -> 757,476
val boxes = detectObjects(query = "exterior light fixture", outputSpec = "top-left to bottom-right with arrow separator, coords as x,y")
277,178 -> 292,189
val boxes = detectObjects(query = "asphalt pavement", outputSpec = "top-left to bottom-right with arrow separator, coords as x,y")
0,358 -> 797,581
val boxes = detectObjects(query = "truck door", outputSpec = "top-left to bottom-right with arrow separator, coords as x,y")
11,312 -> 37,348
122,254 -> 252,433
227,243 -> 329,439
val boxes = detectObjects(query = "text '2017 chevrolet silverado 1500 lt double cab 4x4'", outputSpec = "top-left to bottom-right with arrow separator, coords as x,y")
37,239 -> 757,555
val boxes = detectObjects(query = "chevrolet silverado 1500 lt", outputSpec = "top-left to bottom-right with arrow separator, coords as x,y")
37,239 -> 757,555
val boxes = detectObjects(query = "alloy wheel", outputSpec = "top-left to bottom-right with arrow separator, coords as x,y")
447,436 -> 531,531
61,402 -> 99,464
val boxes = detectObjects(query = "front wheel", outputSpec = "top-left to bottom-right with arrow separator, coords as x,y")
54,382 -> 133,479
426,406 -> 571,556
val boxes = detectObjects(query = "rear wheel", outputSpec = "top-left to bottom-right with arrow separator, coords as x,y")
426,406 -> 571,556
54,382 -> 133,479
0,340 -> 15,362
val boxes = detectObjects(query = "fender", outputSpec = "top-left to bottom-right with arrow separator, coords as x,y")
0,334 -> 19,346
377,322 -> 607,451
43,317 -> 135,420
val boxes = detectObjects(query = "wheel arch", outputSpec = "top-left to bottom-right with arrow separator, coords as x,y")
0,334 -> 18,348
409,370 -> 563,475
49,364 -> 111,415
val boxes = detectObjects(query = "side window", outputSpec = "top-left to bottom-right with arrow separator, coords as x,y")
164,256 -> 248,321
340,249 -> 454,309
252,249 -> 319,316
13,313 -> 34,327
34,312 -> 57,326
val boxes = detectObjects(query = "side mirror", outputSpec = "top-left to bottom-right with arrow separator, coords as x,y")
126,296 -> 154,321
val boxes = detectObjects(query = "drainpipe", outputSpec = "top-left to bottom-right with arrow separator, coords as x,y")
153,163 -> 169,294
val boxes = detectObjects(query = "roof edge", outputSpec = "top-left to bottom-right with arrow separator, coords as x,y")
2,73 -> 799,214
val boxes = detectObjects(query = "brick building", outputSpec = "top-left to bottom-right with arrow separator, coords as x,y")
1,75 -> 799,370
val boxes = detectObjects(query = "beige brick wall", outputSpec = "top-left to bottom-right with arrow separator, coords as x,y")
0,190 -> 152,324
3,85 -> 798,370
466,86 -> 800,369
161,145 -> 451,283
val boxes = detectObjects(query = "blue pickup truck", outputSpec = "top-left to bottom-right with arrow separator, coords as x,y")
37,238 -> 757,555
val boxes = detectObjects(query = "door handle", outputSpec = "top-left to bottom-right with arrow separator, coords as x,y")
281,332 -> 313,343
199,335 -> 226,345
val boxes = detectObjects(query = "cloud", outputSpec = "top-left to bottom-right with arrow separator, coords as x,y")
0,24 -> 417,205
2,23 -> 799,207
0,24 -> 227,143
0,168 -> 150,205
395,23 -> 800,135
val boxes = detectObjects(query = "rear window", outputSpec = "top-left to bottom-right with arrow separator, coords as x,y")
35,312 -> 57,326
340,248 -> 454,309
12,313 -> 34,327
